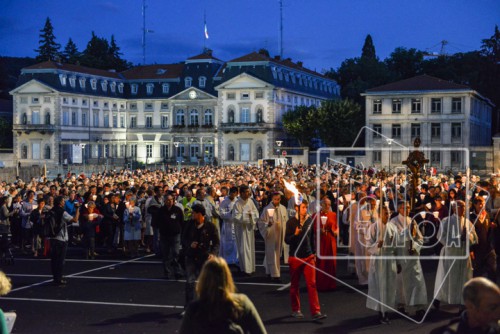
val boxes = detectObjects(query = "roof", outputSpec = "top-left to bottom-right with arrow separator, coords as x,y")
366,74 -> 471,93
23,61 -> 122,79
121,64 -> 184,80
187,51 -> 223,62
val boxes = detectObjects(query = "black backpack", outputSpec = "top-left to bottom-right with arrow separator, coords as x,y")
43,209 -> 60,238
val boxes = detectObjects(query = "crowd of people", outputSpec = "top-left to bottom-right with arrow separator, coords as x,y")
0,162 -> 499,332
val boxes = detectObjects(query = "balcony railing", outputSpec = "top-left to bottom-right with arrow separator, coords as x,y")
13,123 -> 56,133
219,122 -> 274,133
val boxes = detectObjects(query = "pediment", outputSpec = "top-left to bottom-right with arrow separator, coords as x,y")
169,87 -> 216,101
216,73 -> 272,90
10,80 -> 56,95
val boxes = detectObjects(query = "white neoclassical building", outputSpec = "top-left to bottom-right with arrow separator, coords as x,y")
362,74 -> 494,171
10,49 -> 339,169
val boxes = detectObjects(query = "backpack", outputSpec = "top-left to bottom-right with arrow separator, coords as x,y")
43,209 -> 60,238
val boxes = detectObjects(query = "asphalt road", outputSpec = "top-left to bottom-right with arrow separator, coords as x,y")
1,237 -> 462,334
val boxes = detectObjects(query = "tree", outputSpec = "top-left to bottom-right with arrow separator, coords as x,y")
282,106 -> 319,149
34,17 -> 61,62
481,25 -> 500,62
107,35 -> 130,71
361,34 -> 376,60
316,99 -> 362,147
385,47 -> 424,81
62,38 -> 80,64
80,32 -> 110,69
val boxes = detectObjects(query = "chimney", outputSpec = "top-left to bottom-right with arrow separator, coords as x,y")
274,55 -> 281,61
297,61 -> 303,67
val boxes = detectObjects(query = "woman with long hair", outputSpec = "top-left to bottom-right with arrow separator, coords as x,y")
180,257 -> 266,334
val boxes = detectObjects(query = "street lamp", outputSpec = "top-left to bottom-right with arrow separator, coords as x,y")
387,138 -> 393,173
80,143 -> 86,176
275,140 -> 283,158
174,141 -> 180,171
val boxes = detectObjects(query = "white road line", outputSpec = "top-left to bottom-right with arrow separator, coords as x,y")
277,283 -> 291,291
1,297 -> 184,309
12,258 -> 162,264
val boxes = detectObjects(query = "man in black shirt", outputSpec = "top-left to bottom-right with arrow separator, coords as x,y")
181,204 -> 220,312
285,199 -> 326,321
158,194 -> 184,279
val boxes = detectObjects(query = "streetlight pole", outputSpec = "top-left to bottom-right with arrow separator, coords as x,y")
174,141 -> 180,171
387,138 -> 392,173
80,143 -> 86,176
275,140 -> 283,158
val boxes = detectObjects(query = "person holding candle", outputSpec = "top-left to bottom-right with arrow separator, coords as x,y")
312,197 -> 338,291
258,191 -> 288,282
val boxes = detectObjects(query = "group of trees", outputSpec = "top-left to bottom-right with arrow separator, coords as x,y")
283,26 -> 500,149
35,17 -> 131,71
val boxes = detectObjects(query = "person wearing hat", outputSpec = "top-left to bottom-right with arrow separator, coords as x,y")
181,203 -> 220,314
433,200 -> 478,311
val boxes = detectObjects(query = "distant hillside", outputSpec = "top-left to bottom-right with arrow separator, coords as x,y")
0,56 -> 37,100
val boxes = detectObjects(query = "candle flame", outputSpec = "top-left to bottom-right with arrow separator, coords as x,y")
284,180 -> 302,205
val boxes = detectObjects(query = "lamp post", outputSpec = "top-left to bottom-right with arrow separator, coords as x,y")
275,140 -> 283,158
80,143 -> 86,176
387,138 -> 393,173
174,141 -> 180,171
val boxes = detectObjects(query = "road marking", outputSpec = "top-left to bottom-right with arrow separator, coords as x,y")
2,297 -> 184,309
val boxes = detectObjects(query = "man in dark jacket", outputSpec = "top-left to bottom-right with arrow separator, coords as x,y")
157,194 -> 184,279
181,204 -> 220,312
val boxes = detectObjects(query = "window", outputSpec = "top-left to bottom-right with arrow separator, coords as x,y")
431,123 -> 441,139
256,146 -> 263,160
130,103 -> 137,111
411,123 -> 421,138
21,144 -> 28,159
72,111 -> 77,125
391,151 -> 401,164
161,144 -> 169,158
189,109 -> 199,126
204,109 -> 213,125
72,98 -> 77,105
110,82 -> 116,93
411,98 -> 421,113
82,99 -> 87,106
241,92 -> 250,100
146,115 -> 153,128
227,92 -> 235,100
431,98 -> 442,113
45,112 -> 51,125
120,145 -> 125,157
120,115 -> 125,128
63,97 -> 68,104
451,151 -> 462,164
103,102 -> 109,108
59,74 -> 67,86
113,115 -> 118,128
392,99 -> 401,113
431,151 -> 441,164
451,122 -> 462,139
176,110 -> 185,125
31,110 -> 40,125
255,92 -> 264,99
79,78 -> 86,89
69,76 -> 76,88
373,99 -> 382,114
372,124 -> 382,138
32,97 -> 40,104
146,83 -> 154,95
373,150 -> 381,163
146,144 -> 153,158
145,103 -> 153,110
62,111 -> 69,126
20,97 -> 28,104
241,107 -> 250,123
82,112 -> 87,126
256,109 -> 263,123
228,109 -> 235,123
32,142 -> 40,160
452,98 -> 462,113
199,76 -> 206,88
118,83 -> 124,94
228,145 -> 235,161
44,145 -> 51,160
185,77 -> 192,88
130,144 -> 137,158
90,79 -> 97,90
161,102 -> 169,110
112,103 -> 117,110
93,100 -> 98,107
130,116 -> 137,128
392,124 -> 401,138
93,111 -> 99,127
131,84 -> 138,95
162,83 -> 170,94
161,115 -> 169,128
101,81 -> 108,92
104,114 -> 109,127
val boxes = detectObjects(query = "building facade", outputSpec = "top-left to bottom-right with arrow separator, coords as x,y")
363,75 -> 494,171
10,49 -> 339,168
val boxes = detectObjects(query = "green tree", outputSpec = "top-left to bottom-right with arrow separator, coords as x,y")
80,32 -> 110,69
282,106 -> 319,149
62,38 -> 80,64
361,34 -> 376,60
316,99 -> 362,147
385,47 -> 425,81
481,25 -> 500,61
107,35 -> 130,71
34,17 -> 61,62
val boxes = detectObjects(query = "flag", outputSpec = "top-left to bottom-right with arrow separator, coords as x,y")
204,22 -> 209,39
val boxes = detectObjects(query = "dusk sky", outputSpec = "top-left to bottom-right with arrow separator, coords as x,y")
1,0 -> 498,73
